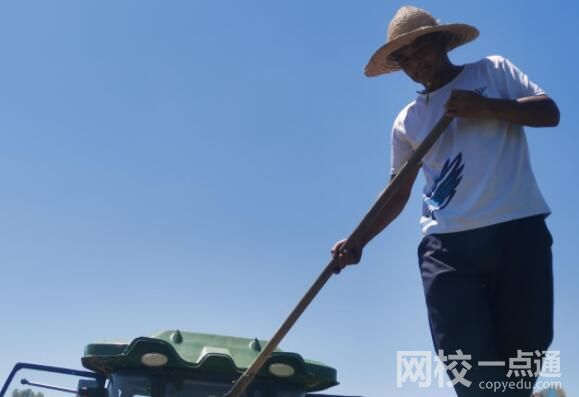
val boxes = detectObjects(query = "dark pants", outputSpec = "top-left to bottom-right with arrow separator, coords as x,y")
418,215 -> 553,397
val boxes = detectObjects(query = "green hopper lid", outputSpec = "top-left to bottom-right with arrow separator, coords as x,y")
82,330 -> 338,392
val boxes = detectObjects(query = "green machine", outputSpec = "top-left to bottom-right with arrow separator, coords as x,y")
1,330 -> 359,397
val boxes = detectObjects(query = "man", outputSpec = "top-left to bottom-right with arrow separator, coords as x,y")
332,6 -> 559,397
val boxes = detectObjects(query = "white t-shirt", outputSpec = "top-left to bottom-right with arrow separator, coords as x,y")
391,55 -> 550,235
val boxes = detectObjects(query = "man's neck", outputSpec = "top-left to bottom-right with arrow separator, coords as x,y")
423,62 -> 463,93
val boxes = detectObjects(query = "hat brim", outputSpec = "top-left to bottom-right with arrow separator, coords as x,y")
364,23 -> 479,77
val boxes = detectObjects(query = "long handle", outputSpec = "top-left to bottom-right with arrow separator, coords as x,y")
224,115 -> 454,397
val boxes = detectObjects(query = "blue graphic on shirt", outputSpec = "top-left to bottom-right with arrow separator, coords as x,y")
423,153 -> 465,220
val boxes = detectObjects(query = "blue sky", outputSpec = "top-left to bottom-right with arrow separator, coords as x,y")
0,1 -> 577,396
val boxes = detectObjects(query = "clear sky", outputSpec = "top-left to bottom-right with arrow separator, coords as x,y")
0,1 -> 576,396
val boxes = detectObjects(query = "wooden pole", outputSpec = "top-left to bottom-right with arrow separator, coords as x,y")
224,115 -> 454,397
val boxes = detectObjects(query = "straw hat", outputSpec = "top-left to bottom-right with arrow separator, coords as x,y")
365,6 -> 479,77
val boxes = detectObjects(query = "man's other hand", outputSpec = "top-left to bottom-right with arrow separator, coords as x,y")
331,239 -> 363,274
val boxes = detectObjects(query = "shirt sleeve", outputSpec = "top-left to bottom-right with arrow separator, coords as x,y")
390,119 -> 414,176
488,55 -> 546,99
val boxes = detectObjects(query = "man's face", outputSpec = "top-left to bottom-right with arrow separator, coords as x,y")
389,33 -> 447,86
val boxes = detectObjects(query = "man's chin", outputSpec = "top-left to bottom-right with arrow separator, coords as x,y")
411,77 -> 430,90
412,72 -> 432,88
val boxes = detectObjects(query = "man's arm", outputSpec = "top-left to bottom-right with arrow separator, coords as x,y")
445,90 -> 560,127
332,162 -> 420,271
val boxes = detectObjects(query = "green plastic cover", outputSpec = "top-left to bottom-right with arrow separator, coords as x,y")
81,330 -> 338,392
